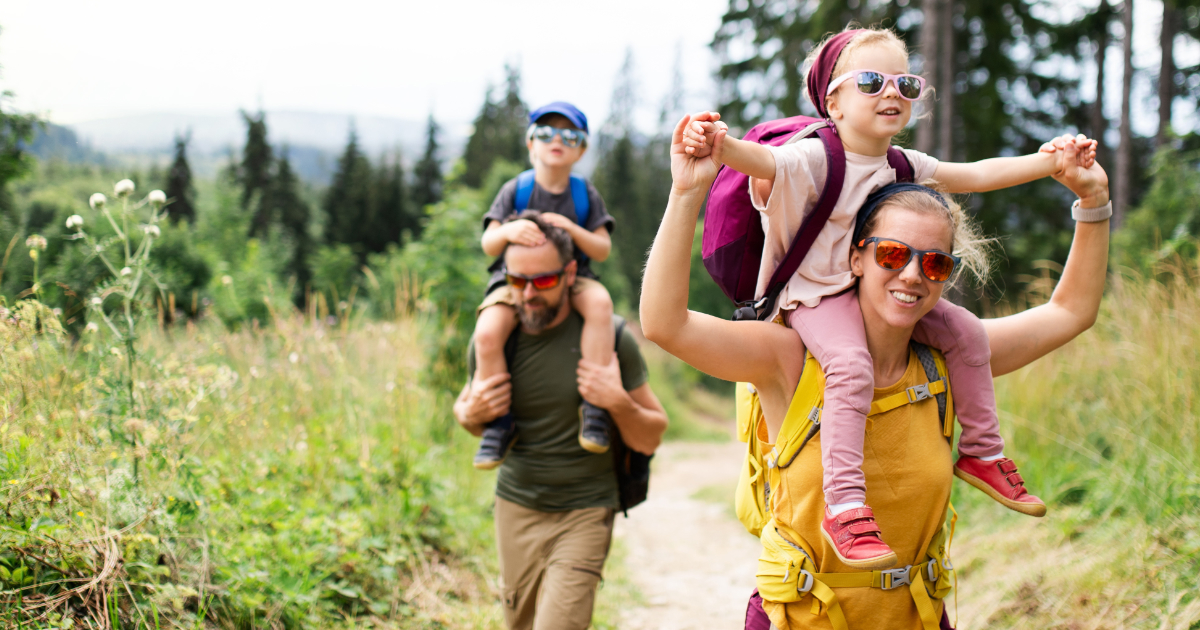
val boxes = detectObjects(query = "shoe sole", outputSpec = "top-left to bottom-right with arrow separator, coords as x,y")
577,407 -> 610,454
954,467 -> 1047,517
474,436 -> 518,471
820,526 -> 898,570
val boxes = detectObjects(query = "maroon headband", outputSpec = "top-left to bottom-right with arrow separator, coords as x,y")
806,29 -> 863,119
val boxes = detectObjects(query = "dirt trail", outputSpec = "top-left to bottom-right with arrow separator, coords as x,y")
613,440 -> 761,629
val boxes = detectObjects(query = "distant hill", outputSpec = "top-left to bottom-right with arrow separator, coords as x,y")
28,123 -> 107,164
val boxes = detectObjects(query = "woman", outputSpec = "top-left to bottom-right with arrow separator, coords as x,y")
640,115 -> 1110,629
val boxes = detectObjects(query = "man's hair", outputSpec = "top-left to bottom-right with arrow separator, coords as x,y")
504,211 -> 574,265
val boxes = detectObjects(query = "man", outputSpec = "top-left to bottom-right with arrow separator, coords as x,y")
454,212 -> 668,630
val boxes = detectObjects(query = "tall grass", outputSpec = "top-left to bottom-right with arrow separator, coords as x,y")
0,301 -> 502,629
952,262 -> 1200,628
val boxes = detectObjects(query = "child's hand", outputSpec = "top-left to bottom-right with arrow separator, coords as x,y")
537,212 -> 577,232
1039,133 -> 1098,172
504,218 -> 546,247
682,111 -> 728,159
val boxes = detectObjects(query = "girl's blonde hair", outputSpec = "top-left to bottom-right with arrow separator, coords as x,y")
856,182 -> 996,287
804,26 -> 915,112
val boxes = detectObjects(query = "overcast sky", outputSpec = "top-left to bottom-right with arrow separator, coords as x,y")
1,0 -> 1190,142
1,0 -> 728,136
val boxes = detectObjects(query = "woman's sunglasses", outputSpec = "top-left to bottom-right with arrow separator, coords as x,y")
858,237 -> 960,283
827,70 -> 926,101
531,126 -> 587,148
506,268 -> 566,291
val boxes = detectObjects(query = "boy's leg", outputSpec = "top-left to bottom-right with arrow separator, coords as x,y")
914,299 -> 1045,516
789,290 -> 897,570
473,289 -> 521,470
570,278 -> 614,454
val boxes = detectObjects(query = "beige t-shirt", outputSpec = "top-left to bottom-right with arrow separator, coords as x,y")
749,138 -> 939,315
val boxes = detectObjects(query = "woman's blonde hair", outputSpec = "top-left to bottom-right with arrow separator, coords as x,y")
804,26 -> 917,112
856,181 -> 996,287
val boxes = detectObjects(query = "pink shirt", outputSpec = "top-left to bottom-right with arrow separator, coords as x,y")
749,138 -> 939,314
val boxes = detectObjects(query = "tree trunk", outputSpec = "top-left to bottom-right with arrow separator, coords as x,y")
1157,1 -> 1178,148
915,0 -> 941,155
1114,1 -> 1134,229
936,0 -> 956,162
1091,0 -> 1109,163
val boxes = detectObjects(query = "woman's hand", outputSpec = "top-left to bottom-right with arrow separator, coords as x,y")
1052,137 -> 1110,207
670,113 -> 727,195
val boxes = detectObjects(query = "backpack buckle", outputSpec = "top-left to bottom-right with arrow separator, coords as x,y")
880,567 -> 912,590
906,383 -> 932,403
796,569 -> 814,593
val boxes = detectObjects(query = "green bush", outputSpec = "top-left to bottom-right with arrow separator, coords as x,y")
1114,144 -> 1200,273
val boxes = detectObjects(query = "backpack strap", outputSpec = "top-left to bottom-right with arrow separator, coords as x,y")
514,169 -> 536,212
910,342 -> 950,442
746,124 -> 846,321
513,169 -> 591,228
887,147 -> 915,183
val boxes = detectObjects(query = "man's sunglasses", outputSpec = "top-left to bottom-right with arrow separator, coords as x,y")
827,70 -> 926,101
531,126 -> 587,148
857,237 -> 960,283
506,268 -> 566,291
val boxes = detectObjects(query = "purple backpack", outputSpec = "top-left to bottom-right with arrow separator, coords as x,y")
701,116 -> 914,320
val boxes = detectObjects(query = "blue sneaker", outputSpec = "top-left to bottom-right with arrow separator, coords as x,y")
474,414 -> 518,470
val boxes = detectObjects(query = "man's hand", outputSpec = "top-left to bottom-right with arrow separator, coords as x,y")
504,219 -> 546,247
576,353 -> 629,412
454,373 -> 512,436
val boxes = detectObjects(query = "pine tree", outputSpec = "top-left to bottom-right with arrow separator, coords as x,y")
322,128 -> 375,254
0,93 -> 38,218
238,110 -> 274,236
264,149 -> 314,302
460,64 -> 529,188
367,151 -> 410,252
412,113 -> 443,220
1115,0 -> 1135,228
164,132 -> 197,224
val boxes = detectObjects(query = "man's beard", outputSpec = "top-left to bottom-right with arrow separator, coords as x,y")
517,292 -> 566,332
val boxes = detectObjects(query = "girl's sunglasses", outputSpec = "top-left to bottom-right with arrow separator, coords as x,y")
531,126 -> 587,148
506,268 -> 566,291
827,70 -> 926,101
858,237 -> 960,283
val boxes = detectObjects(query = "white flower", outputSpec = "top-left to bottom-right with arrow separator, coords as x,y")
85,322 -> 99,333
66,215 -> 84,229
52,308 -> 62,317
120,267 -> 132,277
221,275 -> 233,286
288,352 -> 299,364
90,296 -> 102,307
142,225 -> 161,237
114,179 -> 135,197
147,190 -> 166,205
89,193 -> 107,210
25,235 -> 48,251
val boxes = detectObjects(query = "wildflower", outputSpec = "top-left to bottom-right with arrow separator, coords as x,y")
288,352 -> 299,364
76,511 -> 84,517
120,267 -> 132,276
94,244 -> 104,253
52,308 -> 62,317
338,301 -> 348,311
85,322 -> 99,334
66,214 -> 84,229
90,296 -> 102,307
89,193 -> 107,209
114,179 -> 135,197
25,234 -> 48,251
147,190 -> 166,205
221,275 -> 233,286
110,347 -> 122,357
142,225 -> 161,237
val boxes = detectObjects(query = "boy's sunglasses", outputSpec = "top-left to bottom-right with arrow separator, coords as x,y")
857,237 -> 960,283
532,126 -> 587,148
506,268 -> 566,291
827,70 -> 926,101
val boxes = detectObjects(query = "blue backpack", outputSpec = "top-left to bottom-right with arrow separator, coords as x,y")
513,169 -> 591,229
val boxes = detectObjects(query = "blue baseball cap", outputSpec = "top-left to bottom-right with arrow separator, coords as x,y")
528,102 -> 588,134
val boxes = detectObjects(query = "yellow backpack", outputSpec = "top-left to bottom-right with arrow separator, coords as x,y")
735,342 -> 958,630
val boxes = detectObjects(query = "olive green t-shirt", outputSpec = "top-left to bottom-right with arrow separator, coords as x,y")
467,313 -> 649,512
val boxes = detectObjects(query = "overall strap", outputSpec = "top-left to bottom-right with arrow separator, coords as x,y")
513,169 -> 536,212
569,174 -> 590,227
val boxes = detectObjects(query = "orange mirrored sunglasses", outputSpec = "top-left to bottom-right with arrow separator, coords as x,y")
505,268 -> 566,291
857,237 -> 961,283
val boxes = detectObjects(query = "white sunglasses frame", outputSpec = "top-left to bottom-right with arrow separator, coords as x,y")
826,70 -> 927,101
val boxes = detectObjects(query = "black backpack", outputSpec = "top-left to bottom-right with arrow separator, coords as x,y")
503,316 -> 652,515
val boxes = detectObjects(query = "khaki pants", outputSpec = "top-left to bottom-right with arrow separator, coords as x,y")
494,496 -> 615,630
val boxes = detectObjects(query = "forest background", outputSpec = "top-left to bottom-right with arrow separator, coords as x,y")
1,0 -> 1200,628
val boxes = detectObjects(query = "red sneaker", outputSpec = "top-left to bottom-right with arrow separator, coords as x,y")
820,506 -> 898,570
954,456 -> 1047,517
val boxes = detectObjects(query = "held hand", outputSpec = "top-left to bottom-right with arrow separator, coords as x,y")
682,112 -> 728,159
671,113 -> 726,194
1052,137 -> 1109,207
576,353 -> 628,411
505,218 -> 546,247
458,373 -> 512,428
538,212 -> 578,232
1040,134 -> 1098,172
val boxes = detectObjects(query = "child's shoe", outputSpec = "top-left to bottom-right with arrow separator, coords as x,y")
954,456 -> 1047,517
473,414 -> 518,470
820,506 -> 898,570
578,402 -> 611,453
